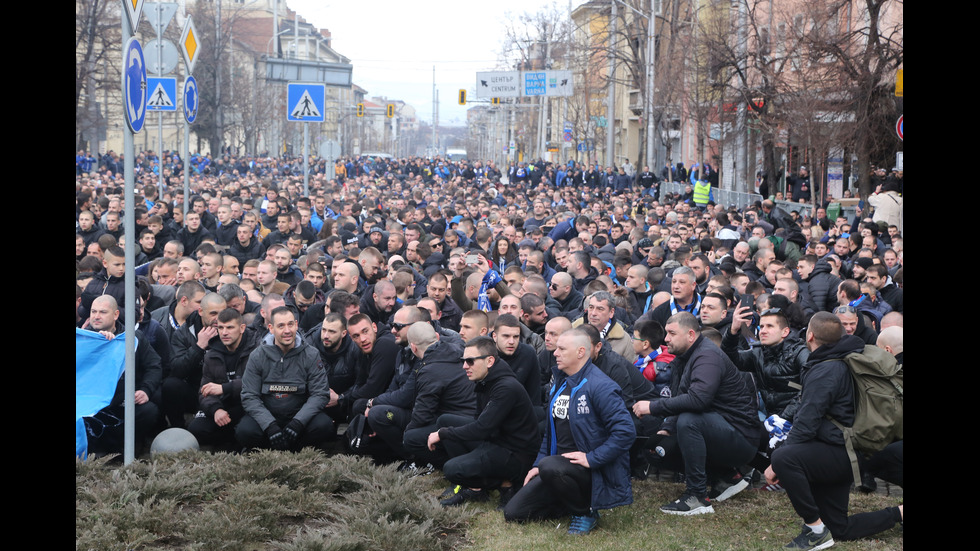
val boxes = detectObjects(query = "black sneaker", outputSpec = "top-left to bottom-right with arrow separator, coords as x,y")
857,471 -> 878,493
439,485 -> 457,499
784,525 -> 834,550
631,459 -> 651,480
440,486 -> 489,507
660,492 -> 715,516
496,486 -> 518,510
708,472 -> 749,502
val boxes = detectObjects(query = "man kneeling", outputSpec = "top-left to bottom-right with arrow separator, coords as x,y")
767,312 -> 902,549
426,336 -> 540,509
503,328 -> 635,536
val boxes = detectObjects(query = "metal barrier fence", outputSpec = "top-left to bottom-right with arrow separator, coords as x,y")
659,181 -> 763,210
659,181 -> 859,222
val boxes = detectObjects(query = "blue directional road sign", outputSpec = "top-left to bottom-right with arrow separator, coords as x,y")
524,72 -> 546,96
183,76 -> 198,124
287,82 -> 325,122
122,37 -> 148,133
147,77 -> 178,112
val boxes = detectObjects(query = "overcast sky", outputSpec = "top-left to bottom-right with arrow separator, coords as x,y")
289,0 -> 583,126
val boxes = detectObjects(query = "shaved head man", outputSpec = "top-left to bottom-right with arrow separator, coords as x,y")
332,262 -> 361,294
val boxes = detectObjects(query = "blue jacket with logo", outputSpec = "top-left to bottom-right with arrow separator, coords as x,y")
537,361 -> 636,510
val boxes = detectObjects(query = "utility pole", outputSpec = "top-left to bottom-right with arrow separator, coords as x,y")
735,0 -> 749,192
537,28 -> 552,162
431,66 -> 436,155
215,1 -> 223,154
606,0 -> 617,167
645,0 -> 657,174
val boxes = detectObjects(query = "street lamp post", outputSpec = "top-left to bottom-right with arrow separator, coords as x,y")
611,0 -> 657,172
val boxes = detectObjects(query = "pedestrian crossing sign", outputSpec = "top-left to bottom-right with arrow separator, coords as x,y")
287,82 -> 325,122
147,77 -> 177,112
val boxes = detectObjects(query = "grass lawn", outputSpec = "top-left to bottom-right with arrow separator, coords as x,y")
77,450 -> 903,550
456,476 -> 903,551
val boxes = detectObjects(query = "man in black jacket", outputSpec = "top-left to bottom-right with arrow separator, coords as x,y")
492,314 -> 542,407
401,322 -> 476,469
186,308 -> 259,446
427,336 -> 540,508
723,306 -> 808,417
362,307 -> 424,463
310,313 -> 360,423
346,314 -> 400,413
767,313 -> 902,549
634,312 -> 761,515
165,292 -> 227,428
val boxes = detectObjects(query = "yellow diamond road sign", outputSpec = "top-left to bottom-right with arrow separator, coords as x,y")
124,0 -> 145,34
180,15 -> 201,74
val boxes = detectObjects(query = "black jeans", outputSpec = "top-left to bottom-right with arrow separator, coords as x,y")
772,440 -> 902,541
186,405 -> 245,446
503,455 -> 592,521
235,412 -> 335,451
437,413 -> 534,489
157,376 -> 198,428
368,404 -> 411,459
675,411 -> 757,496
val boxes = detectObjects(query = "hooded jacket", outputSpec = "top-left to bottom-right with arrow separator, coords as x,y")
404,340 -> 476,432
554,287 -> 585,320
803,258 -> 843,313
784,335 -> 863,446
240,337 -> 329,430
437,358 -> 540,458
79,269 -> 126,323
571,266 -> 600,293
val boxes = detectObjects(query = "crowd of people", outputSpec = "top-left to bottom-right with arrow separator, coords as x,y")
76,149 -> 904,547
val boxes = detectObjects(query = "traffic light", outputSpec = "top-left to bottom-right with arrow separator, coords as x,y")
386,104 -> 394,118
458,89 -> 466,105
356,103 -> 364,117
492,97 -> 500,105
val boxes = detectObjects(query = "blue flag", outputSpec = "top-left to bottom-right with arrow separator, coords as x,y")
76,329 -> 129,458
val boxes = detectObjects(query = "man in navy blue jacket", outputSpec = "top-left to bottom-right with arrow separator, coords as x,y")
504,327 -> 635,536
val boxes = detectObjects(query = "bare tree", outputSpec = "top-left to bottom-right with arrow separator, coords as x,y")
76,0 -> 120,151
191,1 -> 256,155
800,0 -> 903,199
499,2 -> 571,162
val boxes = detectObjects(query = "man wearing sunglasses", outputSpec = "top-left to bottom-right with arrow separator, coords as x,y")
549,272 -> 583,320
427,336 -> 540,509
